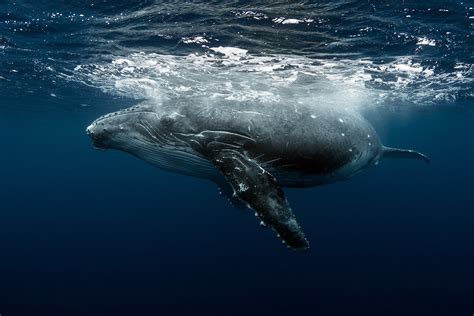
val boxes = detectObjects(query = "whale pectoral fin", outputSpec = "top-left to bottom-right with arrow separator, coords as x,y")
210,149 -> 309,250
217,181 -> 248,210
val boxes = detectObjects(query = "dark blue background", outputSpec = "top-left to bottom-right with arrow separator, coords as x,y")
0,104 -> 473,315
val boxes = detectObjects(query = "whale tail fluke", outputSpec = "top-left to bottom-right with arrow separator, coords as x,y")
382,146 -> 430,164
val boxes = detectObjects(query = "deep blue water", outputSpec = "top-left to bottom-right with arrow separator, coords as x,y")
0,1 -> 473,315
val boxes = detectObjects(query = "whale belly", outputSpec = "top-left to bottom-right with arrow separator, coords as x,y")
268,145 -> 378,188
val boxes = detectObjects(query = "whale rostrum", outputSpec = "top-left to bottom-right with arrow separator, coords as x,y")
86,101 -> 429,250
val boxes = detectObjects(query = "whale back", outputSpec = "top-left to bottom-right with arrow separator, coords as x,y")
178,101 -> 384,177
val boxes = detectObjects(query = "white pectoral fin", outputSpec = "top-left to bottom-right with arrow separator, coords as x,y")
210,149 -> 309,250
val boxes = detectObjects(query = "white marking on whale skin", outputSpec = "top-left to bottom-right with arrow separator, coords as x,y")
338,118 -> 344,123
237,110 -> 268,116
172,111 -> 186,118
238,183 -> 249,192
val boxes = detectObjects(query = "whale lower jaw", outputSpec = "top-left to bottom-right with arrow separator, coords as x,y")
122,139 -> 219,180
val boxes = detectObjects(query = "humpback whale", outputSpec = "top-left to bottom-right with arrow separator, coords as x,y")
86,100 -> 429,250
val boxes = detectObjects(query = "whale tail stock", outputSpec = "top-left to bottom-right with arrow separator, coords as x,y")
382,146 -> 430,164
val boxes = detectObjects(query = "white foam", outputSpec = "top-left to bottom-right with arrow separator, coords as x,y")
233,11 -> 268,20
394,63 -> 423,73
113,58 -> 135,66
281,19 -> 303,25
182,36 -> 209,45
210,46 -> 248,59
272,17 -> 313,24
416,37 -> 436,46
70,49 -> 472,109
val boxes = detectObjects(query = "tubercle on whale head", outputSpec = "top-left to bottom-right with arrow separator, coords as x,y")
86,120 -> 115,150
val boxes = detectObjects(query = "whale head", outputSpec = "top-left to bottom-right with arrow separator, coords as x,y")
86,104 -> 216,179
86,104 -> 160,151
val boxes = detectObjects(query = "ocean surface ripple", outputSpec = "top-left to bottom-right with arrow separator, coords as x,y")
0,0 -> 472,111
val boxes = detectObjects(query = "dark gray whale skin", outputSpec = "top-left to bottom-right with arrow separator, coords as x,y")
86,100 -> 429,250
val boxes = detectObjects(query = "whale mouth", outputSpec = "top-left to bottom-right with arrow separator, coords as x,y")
86,124 -> 108,151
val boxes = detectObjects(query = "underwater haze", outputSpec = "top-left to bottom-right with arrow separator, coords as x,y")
0,1 -> 473,315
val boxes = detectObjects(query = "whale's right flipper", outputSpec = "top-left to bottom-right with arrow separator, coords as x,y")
210,149 -> 309,250
216,180 -> 248,210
